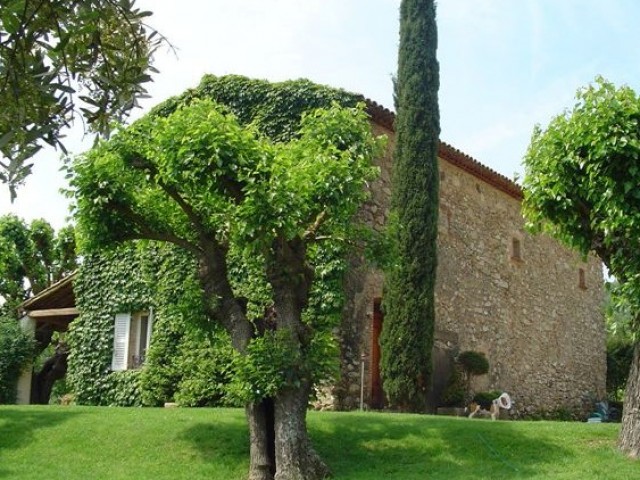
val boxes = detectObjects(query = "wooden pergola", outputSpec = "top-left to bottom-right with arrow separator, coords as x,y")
16,273 -> 78,404
19,273 -> 79,333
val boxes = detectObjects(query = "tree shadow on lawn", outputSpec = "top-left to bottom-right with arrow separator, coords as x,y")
0,407 -> 84,478
309,413 -> 574,480
177,413 -> 250,471
178,410 -> 574,479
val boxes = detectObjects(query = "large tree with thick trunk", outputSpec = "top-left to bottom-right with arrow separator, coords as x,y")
523,77 -> 640,458
380,0 -> 440,412
68,91 -> 381,479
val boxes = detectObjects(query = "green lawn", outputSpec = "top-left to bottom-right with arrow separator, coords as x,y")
0,406 -> 637,479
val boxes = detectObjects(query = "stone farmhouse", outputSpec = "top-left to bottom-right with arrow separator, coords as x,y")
334,101 -> 606,415
17,95 -> 606,415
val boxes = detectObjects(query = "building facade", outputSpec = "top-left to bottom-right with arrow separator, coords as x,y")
334,103 -> 606,416
16,93 -> 606,416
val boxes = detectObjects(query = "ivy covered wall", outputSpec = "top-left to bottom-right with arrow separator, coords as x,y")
67,242 -> 238,406
67,75 -> 364,406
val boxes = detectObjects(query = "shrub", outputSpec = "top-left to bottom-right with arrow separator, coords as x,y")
458,351 -> 489,377
440,364 -> 466,407
456,350 -> 489,402
0,317 -> 35,404
105,370 -> 143,407
472,390 -> 502,406
172,329 -> 240,407
606,337 -> 634,401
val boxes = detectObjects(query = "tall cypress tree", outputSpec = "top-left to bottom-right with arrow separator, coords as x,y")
380,0 -> 440,412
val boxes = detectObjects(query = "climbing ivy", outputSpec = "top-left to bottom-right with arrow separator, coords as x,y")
67,242 -> 239,406
67,243 -> 156,405
150,74 -> 364,143
67,75 -> 370,406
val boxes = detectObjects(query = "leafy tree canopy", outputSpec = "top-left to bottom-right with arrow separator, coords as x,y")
67,79 -> 383,478
0,214 -> 76,317
523,77 -> 640,320
69,98 -> 380,258
0,0 -> 163,199
523,77 -> 640,457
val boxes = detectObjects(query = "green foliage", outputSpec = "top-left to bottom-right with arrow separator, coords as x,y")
523,77 -> 640,320
231,329 -> 302,401
69,236 -> 348,408
67,75 -> 382,409
151,75 -> 365,143
381,0 -> 440,412
67,242 -> 240,407
458,350 -> 490,402
440,364 -> 465,407
172,329 -> 240,407
0,316 -> 35,404
607,338 -> 634,401
605,281 -> 635,342
0,0 -> 164,197
472,390 -> 502,406
458,351 -> 489,377
105,370 -> 143,407
67,243 -> 155,405
0,214 -> 76,318
603,282 -> 634,401
440,352 -> 490,407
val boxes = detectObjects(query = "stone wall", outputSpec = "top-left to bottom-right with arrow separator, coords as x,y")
335,121 -> 606,416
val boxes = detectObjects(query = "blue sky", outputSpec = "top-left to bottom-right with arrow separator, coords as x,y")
3,0 -> 640,229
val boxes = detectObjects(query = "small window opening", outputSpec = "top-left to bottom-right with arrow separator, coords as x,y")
511,238 -> 522,262
579,268 -> 587,290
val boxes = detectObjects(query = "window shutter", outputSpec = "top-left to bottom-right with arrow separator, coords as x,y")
146,308 -> 154,351
111,313 -> 131,371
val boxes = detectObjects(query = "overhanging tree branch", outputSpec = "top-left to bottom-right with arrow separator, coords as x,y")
108,201 -> 201,256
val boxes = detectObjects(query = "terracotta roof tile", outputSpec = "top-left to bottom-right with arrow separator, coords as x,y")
364,99 -> 523,200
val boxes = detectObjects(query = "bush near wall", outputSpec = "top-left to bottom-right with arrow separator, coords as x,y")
0,317 -> 35,404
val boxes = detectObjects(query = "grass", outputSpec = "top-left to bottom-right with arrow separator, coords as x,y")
0,406 -> 637,479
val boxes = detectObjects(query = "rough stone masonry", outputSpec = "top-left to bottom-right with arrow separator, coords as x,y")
328,103 -> 605,417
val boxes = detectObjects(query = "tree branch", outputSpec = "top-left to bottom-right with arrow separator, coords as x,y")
303,211 -> 326,241
127,153 -> 214,240
109,201 -> 202,256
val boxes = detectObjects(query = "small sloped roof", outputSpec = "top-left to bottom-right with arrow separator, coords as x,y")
20,272 -> 77,313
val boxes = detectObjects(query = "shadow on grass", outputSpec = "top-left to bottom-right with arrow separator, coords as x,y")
177,411 -> 250,471
178,410 -> 575,479
0,407 -> 84,478
309,413 -> 573,480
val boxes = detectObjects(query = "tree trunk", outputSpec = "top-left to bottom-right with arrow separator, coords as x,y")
264,237 -> 330,479
619,342 -> 640,458
247,398 -> 276,480
198,235 -> 329,478
273,383 -> 330,480
31,342 -> 68,405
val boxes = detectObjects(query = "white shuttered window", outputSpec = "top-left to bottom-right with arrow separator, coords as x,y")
111,310 -> 153,371
111,313 -> 131,371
